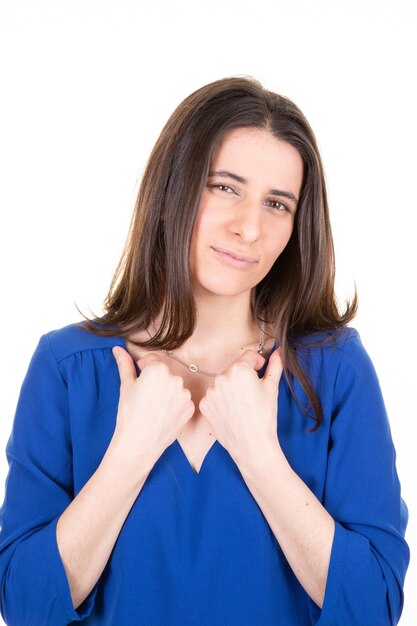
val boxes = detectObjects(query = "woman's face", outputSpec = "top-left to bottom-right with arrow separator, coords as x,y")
189,127 -> 303,299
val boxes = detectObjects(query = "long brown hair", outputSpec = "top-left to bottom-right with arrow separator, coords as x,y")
77,75 -> 358,431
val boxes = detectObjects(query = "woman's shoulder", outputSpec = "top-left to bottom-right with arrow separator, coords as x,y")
291,324 -> 359,356
43,320 -> 125,363
292,325 -> 382,394
289,325 -> 371,385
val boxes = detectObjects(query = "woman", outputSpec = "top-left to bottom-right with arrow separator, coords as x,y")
0,76 -> 409,625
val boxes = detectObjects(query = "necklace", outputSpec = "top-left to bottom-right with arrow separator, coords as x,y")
149,319 -> 265,378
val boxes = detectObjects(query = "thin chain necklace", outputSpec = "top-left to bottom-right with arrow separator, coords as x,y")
149,319 -> 265,378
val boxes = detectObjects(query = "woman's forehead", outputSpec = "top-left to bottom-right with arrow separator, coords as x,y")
209,128 -> 303,195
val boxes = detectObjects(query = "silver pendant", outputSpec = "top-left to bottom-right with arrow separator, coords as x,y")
189,364 -> 198,373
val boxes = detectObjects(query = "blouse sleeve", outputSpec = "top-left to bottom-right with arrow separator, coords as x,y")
0,334 -> 98,625
309,328 -> 410,625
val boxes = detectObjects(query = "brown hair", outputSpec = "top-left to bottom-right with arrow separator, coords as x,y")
76,75 -> 358,431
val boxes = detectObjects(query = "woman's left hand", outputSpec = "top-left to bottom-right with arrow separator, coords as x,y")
198,347 -> 283,464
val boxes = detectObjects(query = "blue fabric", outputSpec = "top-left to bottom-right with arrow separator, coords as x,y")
0,322 -> 409,625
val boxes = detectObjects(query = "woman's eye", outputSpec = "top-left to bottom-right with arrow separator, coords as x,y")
210,183 -> 235,193
264,199 -> 291,212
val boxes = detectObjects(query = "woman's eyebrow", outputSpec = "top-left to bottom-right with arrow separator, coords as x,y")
208,169 -> 299,205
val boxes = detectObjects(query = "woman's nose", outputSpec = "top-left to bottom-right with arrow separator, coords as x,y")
229,202 -> 262,242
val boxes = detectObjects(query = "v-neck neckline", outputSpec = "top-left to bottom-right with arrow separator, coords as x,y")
116,335 -> 277,479
173,438 -> 220,477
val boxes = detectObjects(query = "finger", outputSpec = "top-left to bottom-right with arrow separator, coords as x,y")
233,349 -> 266,372
112,346 -> 137,384
136,352 -> 166,371
262,347 -> 283,389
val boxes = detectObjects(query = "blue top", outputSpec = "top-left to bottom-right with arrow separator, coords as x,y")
0,322 -> 410,625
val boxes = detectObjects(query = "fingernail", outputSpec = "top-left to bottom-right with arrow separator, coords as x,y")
112,346 -> 121,359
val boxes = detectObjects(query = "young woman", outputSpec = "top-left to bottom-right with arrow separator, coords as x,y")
0,76 -> 409,625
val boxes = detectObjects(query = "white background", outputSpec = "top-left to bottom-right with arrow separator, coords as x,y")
0,1 -> 415,623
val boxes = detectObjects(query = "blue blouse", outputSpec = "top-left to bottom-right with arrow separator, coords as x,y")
0,322 -> 410,625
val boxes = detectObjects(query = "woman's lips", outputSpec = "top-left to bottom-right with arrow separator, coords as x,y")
212,247 -> 257,269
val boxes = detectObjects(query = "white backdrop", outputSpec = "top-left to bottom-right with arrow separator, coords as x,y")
0,1 -> 415,623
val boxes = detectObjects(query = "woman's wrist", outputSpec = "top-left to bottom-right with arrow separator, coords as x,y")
106,431 -> 157,487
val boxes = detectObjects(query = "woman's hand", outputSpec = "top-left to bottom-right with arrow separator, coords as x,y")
198,347 -> 283,465
111,347 -> 195,468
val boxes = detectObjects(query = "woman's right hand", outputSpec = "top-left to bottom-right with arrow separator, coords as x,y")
110,346 -> 195,468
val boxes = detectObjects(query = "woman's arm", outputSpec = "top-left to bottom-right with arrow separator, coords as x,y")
0,334 -> 94,625
235,329 -> 409,625
237,442 -> 334,609
56,434 -> 154,609
1,332 -> 193,624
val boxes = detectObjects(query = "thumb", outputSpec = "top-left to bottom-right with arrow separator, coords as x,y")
112,346 -> 137,384
136,351 -> 167,371
262,347 -> 283,389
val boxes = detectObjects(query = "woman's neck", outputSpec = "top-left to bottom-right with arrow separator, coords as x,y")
152,296 -> 268,362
